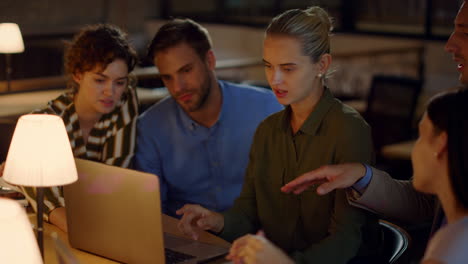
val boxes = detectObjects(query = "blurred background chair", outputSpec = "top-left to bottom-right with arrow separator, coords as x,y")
364,75 -> 422,154
364,75 -> 422,180
379,219 -> 411,264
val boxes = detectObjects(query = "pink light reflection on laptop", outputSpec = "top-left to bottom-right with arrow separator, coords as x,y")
84,172 -> 125,194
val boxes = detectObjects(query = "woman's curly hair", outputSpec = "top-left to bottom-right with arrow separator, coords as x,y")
64,24 -> 138,91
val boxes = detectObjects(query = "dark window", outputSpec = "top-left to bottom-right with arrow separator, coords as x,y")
160,0 -> 461,39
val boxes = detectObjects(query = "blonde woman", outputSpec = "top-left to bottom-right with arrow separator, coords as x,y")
177,7 -> 380,263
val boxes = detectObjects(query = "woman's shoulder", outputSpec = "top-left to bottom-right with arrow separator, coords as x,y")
32,91 -> 75,115
434,217 -> 468,246
256,108 -> 287,130
325,98 -> 369,131
424,217 -> 468,263
329,98 -> 364,120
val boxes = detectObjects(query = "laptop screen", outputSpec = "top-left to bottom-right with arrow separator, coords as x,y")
64,158 -> 165,264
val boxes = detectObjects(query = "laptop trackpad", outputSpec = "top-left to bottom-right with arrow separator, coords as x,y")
164,233 -> 228,260
164,233 -> 195,248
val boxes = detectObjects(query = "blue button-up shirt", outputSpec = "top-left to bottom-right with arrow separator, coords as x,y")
135,81 -> 283,216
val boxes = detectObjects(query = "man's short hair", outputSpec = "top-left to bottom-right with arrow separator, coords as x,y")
147,18 -> 212,61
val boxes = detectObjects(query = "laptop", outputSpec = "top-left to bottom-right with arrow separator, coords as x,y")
64,158 -> 229,264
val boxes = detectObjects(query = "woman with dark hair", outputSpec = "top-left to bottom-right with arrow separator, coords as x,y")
5,24 -> 139,232
414,88 -> 468,264
240,88 -> 468,264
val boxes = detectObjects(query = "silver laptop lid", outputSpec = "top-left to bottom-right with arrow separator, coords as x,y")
64,158 -> 165,264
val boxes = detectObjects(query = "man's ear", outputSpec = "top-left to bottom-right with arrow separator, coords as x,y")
205,50 -> 216,70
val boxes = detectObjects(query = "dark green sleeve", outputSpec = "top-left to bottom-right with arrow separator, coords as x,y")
293,112 -> 378,263
219,124 -> 264,242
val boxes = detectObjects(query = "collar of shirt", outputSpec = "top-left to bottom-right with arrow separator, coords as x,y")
176,80 -> 227,133
278,87 -> 335,136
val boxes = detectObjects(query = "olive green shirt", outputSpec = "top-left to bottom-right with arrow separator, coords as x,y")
220,88 -> 380,263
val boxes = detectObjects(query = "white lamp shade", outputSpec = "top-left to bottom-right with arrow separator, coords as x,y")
4,114 -> 78,187
0,23 -> 25,53
0,198 -> 43,264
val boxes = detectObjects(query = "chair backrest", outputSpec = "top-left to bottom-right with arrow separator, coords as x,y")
379,220 -> 411,264
364,75 -> 422,154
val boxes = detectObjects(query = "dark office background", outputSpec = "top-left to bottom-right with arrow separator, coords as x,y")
0,0 -> 462,81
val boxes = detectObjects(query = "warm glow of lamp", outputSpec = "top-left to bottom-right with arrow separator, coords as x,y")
3,114 -> 77,259
0,198 -> 43,264
0,23 -> 25,53
0,23 -> 25,92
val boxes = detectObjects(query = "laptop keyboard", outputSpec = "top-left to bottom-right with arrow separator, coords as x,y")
165,248 -> 196,264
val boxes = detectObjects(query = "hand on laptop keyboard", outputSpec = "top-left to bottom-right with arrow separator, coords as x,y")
176,204 -> 224,240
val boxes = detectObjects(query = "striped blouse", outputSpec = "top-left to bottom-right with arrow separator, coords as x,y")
22,85 -> 139,219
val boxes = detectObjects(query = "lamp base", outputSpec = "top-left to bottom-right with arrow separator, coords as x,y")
36,187 -> 44,259
5,53 -> 12,92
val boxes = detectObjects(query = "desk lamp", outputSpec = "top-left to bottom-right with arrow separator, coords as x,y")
0,23 -> 24,92
3,114 -> 77,259
0,198 -> 42,264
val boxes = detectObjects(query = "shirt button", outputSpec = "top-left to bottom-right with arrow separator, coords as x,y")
212,162 -> 219,167
216,186 -> 222,192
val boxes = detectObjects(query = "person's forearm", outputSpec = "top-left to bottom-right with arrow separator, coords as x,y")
349,168 -> 435,223
49,207 -> 68,233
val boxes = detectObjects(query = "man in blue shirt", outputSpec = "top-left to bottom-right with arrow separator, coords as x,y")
134,19 -> 283,217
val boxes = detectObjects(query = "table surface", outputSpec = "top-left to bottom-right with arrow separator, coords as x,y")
30,213 -> 230,264
381,140 -> 415,160
0,56 -> 263,94
0,87 -> 169,119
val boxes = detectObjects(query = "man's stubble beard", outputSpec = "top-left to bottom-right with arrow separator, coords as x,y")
184,70 -> 213,113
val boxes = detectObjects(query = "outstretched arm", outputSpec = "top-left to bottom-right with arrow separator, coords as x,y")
281,163 -> 366,195
282,163 -> 435,223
